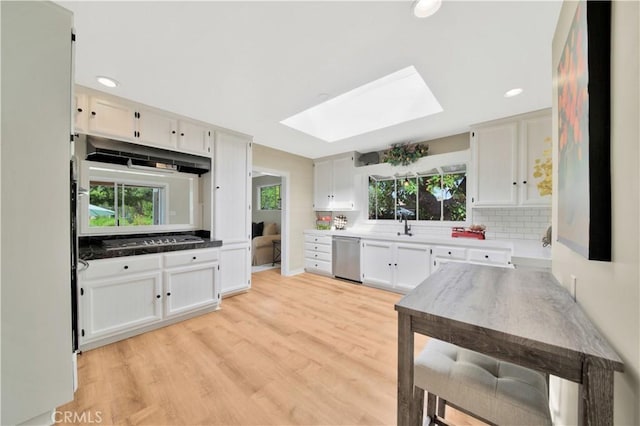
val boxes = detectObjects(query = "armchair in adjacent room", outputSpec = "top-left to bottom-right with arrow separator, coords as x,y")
251,222 -> 280,266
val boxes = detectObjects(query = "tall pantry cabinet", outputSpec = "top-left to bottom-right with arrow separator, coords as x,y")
214,131 -> 252,296
1,2 -> 75,424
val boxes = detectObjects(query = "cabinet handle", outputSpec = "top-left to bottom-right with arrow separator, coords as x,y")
512,182 -> 517,185
314,246 -> 318,250
180,132 -> 185,136
394,263 -> 398,267
123,265 -> 129,270
91,111 -> 96,116
192,256 -> 197,260
172,130 -> 176,134
156,294 -> 161,299
388,263 -> 392,267
485,255 -> 489,259
216,186 -> 220,189
448,251 -> 452,255
77,108 -> 83,112
166,292 -> 171,296
314,254 -> 318,257
522,180 -> 527,184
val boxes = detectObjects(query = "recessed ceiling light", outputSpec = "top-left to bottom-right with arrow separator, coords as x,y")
504,88 -> 523,98
96,76 -> 119,88
414,0 -> 442,18
280,66 -> 443,143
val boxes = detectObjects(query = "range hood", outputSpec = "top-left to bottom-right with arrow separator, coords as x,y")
84,135 -> 211,175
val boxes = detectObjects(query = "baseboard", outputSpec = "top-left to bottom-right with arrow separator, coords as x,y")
283,268 -> 305,276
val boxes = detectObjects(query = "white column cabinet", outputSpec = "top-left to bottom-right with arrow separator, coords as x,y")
361,240 -> 431,293
313,154 -> 355,210
472,109 -> 552,207
214,131 -> 252,243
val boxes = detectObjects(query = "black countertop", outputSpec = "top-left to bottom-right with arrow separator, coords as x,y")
79,231 -> 222,261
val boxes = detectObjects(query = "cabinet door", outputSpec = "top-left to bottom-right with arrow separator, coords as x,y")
214,132 -> 251,243
520,114 -> 552,206
136,108 -> 178,149
74,92 -> 88,134
313,158 -> 333,210
164,262 -> 219,318
332,155 -> 354,209
80,271 -> 162,342
395,243 -> 430,292
473,122 -> 518,206
178,120 -> 211,155
361,240 -> 393,288
220,244 -> 251,296
88,96 -> 136,140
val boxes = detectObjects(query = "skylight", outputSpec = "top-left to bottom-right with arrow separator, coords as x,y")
280,66 -> 443,142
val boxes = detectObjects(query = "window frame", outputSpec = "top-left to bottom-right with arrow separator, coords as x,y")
365,155 -> 471,227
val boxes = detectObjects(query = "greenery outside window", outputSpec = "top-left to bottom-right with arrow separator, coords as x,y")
89,181 -> 165,227
368,164 -> 467,222
259,184 -> 281,210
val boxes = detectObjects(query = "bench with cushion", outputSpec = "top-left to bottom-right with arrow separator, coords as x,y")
414,339 -> 552,426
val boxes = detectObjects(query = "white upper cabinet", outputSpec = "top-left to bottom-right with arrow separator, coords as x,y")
74,92 -> 88,134
178,120 -> 212,156
313,153 -> 355,210
88,96 -> 136,141
519,114 -> 552,205
472,109 -> 551,207
136,107 -> 178,150
472,122 -> 519,206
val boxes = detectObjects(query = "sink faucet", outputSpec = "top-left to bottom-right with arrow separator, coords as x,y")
398,213 -> 412,236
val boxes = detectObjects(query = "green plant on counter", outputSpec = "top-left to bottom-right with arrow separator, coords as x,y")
383,143 -> 429,166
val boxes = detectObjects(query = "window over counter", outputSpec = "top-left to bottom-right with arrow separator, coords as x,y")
80,160 -> 200,235
89,181 -> 165,227
368,164 -> 467,222
258,184 -> 281,210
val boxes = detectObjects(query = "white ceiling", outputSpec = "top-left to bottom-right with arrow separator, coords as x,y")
59,1 -> 562,159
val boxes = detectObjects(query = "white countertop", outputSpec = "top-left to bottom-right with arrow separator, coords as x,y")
304,228 -> 551,265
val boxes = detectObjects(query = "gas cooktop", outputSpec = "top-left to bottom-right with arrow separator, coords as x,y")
102,235 -> 205,251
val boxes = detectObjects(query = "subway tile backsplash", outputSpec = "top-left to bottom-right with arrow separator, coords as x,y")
472,207 -> 551,241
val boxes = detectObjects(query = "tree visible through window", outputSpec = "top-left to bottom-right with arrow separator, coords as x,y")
89,181 -> 164,227
368,165 -> 467,222
259,184 -> 281,210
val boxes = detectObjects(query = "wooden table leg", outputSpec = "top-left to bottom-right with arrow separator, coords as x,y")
398,313 -> 415,426
578,359 -> 614,426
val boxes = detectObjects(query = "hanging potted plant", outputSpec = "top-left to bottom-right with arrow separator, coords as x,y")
382,142 -> 429,166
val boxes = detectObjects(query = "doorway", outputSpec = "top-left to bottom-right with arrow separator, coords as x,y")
250,167 -> 289,275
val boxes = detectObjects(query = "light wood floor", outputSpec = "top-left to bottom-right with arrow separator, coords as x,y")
59,270 -> 480,425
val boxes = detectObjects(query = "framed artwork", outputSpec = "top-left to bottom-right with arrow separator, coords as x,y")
557,0 -> 611,261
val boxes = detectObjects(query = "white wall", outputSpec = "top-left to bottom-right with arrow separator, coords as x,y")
252,144 -> 315,273
551,2 -> 639,424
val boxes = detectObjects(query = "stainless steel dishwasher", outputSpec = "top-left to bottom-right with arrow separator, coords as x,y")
332,236 -> 361,283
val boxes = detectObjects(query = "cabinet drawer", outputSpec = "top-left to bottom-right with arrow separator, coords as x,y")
304,259 -> 332,274
304,250 -> 331,262
304,242 -> 331,254
164,248 -> 219,268
432,246 -> 466,260
83,254 -> 162,280
304,234 -> 332,245
468,249 -> 510,265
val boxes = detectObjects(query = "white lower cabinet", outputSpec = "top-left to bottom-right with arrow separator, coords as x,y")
81,270 -> 163,342
220,243 -> 251,296
303,233 -> 333,275
361,240 -> 431,293
79,248 -> 221,349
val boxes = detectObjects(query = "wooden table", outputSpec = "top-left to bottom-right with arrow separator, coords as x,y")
395,263 -> 624,426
